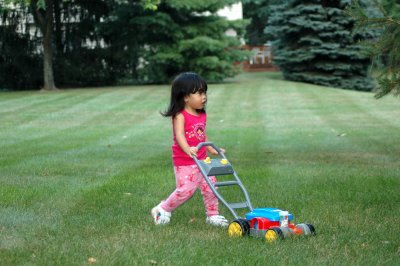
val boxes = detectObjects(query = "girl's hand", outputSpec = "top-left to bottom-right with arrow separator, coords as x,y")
208,146 -> 225,155
188,146 -> 198,158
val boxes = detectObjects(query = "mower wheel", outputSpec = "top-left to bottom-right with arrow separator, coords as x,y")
280,226 -> 294,238
265,227 -> 283,243
306,223 -> 316,235
296,223 -> 316,236
228,219 -> 250,237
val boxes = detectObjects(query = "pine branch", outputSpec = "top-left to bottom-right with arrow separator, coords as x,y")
348,0 -> 400,98
375,77 -> 400,98
357,16 -> 400,26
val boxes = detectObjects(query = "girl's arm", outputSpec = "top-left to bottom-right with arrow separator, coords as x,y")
174,113 -> 198,157
205,136 -> 225,155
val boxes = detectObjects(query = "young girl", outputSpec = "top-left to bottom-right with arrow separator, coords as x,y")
151,72 -> 228,227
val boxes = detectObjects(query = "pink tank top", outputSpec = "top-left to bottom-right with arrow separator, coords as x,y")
172,110 -> 207,166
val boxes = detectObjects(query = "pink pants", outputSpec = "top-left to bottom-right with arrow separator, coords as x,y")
161,164 -> 219,217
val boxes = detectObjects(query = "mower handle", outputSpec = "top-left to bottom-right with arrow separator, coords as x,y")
193,142 -> 254,218
196,142 -> 227,159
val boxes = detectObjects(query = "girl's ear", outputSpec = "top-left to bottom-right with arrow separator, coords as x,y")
184,95 -> 189,103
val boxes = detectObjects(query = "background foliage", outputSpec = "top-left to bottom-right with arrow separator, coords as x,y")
347,0 -> 400,98
2,0 -> 398,95
0,4 -> 43,89
242,0 -> 271,45
264,0 -> 375,92
106,0 -> 248,84
0,0 -> 247,90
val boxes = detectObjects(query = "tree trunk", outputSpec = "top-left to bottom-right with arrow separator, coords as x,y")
31,0 -> 57,91
42,11 -> 56,91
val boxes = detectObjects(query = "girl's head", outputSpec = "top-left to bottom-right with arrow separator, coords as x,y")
162,72 -> 208,117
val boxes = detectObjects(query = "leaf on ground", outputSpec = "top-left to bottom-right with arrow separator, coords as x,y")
88,257 -> 97,264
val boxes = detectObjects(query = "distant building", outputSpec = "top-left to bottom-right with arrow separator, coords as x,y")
217,2 -> 243,37
218,2 -> 243,20
217,2 -> 276,71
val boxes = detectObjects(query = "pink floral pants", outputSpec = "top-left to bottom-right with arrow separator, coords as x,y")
161,164 -> 219,217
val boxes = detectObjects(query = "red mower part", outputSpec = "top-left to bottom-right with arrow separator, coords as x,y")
250,217 -> 279,230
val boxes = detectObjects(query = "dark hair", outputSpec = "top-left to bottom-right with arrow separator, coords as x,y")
161,72 -> 208,117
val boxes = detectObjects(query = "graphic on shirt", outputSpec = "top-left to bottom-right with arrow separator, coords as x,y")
186,122 -> 205,141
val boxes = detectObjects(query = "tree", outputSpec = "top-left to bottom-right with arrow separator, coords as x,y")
265,0 -> 375,91
1,0 -> 245,89
0,0 -> 160,90
0,2 -> 42,89
242,0 -> 272,45
30,0 -> 56,90
347,0 -> 400,98
96,0 -> 160,85
1,0 -> 57,90
101,0 -> 248,83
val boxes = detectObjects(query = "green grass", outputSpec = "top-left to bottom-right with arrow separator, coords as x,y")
1,72 -> 399,265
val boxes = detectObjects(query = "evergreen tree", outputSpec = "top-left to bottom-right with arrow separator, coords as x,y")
56,0 -> 248,85
347,0 -> 400,98
131,0 -> 248,83
1,0 -> 246,89
242,0 -> 271,45
265,0 -> 375,91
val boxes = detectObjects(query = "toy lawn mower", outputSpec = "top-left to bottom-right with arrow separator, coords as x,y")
193,142 -> 315,242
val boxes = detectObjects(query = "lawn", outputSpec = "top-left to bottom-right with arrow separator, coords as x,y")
0,72 -> 399,265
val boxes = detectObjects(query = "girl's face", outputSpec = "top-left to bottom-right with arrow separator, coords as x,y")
184,91 -> 207,112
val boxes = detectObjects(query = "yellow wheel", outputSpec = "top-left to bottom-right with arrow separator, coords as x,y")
228,222 -> 242,237
228,219 -> 250,237
265,228 -> 283,243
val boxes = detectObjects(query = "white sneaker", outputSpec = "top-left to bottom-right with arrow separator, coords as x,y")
206,215 -> 228,227
151,203 -> 171,225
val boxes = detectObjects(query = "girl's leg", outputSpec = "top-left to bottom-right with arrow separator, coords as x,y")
197,171 -> 228,226
197,170 -> 219,217
160,165 -> 198,213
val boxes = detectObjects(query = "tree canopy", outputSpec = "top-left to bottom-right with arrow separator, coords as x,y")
102,0 -> 248,84
347,0 -> 400,98
242,0 -> 272,45
265,0 -> 375,92
0,0 -> 247,90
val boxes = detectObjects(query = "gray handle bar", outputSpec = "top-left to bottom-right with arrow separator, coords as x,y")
193,141 -> 254,219
196,142 -> 227,159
